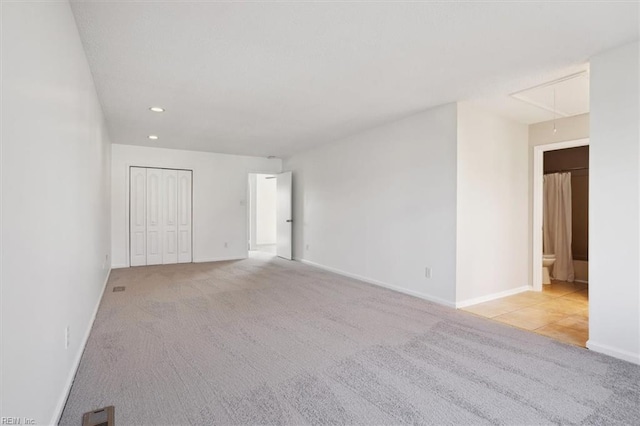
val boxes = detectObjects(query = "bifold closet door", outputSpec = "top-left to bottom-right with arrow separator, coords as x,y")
146,168 -> 163,265
130,167 -> 191,266
177,170 -> 192,263
129,167 -> 192,266
130,167 -> 147,266
162,169 -> 179,264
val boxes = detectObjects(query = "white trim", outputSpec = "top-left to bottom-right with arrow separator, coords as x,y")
574,279 -> 589,284
587,340 -> 640,365
116,256 -> 249,267
111,263 -> 128,269
51,268 -> 111,425
295,258 -> 456,308
193,256 -> 246,263
455,285 -> 532,309
532,138 -> 589,291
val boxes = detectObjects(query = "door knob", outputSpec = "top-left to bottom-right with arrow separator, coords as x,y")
286,219 -> 293,223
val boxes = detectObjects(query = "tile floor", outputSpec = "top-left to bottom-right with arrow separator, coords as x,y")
462,281 -> 588,347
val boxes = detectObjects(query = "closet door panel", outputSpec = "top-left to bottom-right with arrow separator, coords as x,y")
177,170 -> 192,263
146,168 -> 163,265
129,167 -> 147,266
162,169 -> 179,264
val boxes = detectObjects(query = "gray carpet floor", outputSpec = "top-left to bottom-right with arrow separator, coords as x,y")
60,253 -> 640,425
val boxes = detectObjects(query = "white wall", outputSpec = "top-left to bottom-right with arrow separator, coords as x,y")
529,113 -> 590,147
284,104 -> 458,306
1,2 -> 112,424
256,175 -> 277,245
111,145 -> 281,267
456,102 -> 529,305
588,41 -> 640,364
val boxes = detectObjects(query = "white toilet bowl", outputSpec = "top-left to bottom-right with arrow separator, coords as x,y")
542,254 -> 556,285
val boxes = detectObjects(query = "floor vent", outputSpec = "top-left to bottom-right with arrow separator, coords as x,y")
113,286 -> 125,292
82,406 -> 114,426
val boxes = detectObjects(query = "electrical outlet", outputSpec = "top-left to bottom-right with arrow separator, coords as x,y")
305,244 -> 309,251
65,326 -> 70,349
224,242 -> 228,248
425,267 -> 432,279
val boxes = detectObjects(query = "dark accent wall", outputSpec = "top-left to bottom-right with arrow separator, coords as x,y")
544,146 -> 589,261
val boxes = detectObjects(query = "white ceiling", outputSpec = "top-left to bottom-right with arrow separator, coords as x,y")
70,1 -> 638,158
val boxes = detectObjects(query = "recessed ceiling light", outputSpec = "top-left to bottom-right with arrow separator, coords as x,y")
149,107 -> 165,113
148,135 -> 159,140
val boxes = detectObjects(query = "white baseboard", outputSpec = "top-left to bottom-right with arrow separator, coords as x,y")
193,256 -> 246,263
111,257 -> 247,268
295,258 -> 456,308
455,285 -> 532,309
586,340 -> 640,365
574,279 -> 589,284
51,268 -> 111,425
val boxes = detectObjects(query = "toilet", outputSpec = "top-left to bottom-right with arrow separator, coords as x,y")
542,254 -> 556,285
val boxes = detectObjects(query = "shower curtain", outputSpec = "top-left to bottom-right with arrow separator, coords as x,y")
543,172 -> 574,282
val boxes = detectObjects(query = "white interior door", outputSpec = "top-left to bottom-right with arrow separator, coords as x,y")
130,167 -> 147,266
177,170 -> 193,263
162,169 -> 178,264
276,171 -> 293,260
146,168 -> 163,265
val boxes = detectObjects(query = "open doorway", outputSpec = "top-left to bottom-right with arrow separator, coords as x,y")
248,173 -> 277,255
527,139 -> 590,346
533,139 -> 589,291
541,145 -> 589,285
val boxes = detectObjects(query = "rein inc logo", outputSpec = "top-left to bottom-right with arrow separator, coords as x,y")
1,418 -> 35,425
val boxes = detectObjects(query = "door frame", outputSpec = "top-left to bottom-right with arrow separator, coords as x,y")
127,165 -> 194,267
276,171 -> 293,260
532,138 -> 589,291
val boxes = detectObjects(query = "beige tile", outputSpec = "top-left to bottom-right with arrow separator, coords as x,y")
542,282 -> 585,297
554,314 -> 589,333
462,304 -> 513,318
548,280 -> 586,288
532,298 -> 586,315
576,308 -> 589,318
501,291 -> 556,305
493,307 -> 567,331
465,280 -> 590,348
535,323 -> 588,347
462,299 -> 528,318
542,280 -> 571,287
562,289 -> 589,302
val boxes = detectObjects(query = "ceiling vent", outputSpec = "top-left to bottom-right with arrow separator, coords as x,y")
510,71 -> 589,118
